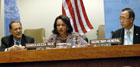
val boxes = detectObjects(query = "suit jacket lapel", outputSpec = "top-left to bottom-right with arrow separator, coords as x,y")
133,26 -> 136,44
21,34 -> 27,46
133,25 -> 140,44
9,35 -> 14,47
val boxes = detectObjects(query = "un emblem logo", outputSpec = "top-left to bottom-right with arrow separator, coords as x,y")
4,0 -> 20,19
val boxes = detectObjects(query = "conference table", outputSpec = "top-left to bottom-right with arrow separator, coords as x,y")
0,44 -> 140,67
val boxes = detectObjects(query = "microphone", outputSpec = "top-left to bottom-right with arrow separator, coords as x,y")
111,31 -> 114,35
111,30 -> 122,45
111,31 -> 114,38
118,29 -> 123,45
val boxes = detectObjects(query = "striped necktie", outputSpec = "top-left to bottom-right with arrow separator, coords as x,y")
127,31 -> 132,44
16,41 -> 20,45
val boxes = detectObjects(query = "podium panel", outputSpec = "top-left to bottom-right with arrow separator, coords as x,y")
0,45 -> 140,67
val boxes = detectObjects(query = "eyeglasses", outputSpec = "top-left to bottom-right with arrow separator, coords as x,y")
120,17 -> 130,20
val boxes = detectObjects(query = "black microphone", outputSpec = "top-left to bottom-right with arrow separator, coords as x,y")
111,31 -> 114,37
119,29 -> 123,45
111,30 -> 122,45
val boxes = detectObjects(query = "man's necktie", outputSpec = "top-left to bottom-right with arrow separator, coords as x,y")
127,31 -> 132,44
16,41 -> 20,45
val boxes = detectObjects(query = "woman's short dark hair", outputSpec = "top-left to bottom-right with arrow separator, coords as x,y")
52,15 -> 73,35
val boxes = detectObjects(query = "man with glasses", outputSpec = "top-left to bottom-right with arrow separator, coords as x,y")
112,8 -> 140,45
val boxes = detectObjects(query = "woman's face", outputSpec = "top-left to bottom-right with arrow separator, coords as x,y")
56,19 -> 68,35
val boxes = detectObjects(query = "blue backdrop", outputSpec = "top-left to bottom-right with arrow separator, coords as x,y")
4,0 -> 20,36
104,0 -> 140,39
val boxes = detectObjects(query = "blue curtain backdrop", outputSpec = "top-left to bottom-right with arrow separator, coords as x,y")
104,0 -> 140,39
4,0 -> 20,36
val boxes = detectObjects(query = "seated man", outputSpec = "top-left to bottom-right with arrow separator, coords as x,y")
112,8 -> 140,45
0,20 -> 34,51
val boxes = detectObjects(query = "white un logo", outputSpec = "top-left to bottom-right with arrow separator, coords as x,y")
4,0 -> 20,19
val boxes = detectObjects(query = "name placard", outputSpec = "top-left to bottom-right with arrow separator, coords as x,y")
25,43 -> 55,48
56,43 -> 71,48
90,38 -> 121,44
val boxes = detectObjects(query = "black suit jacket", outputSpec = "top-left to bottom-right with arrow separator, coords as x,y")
111,25 -> 140,45
0,34 -> 34,51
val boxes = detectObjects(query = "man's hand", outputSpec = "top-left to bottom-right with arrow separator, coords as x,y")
8,45 -> 27,51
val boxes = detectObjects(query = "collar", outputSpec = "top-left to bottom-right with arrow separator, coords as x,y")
13,35 -> 22,43
124,25 -> 134,33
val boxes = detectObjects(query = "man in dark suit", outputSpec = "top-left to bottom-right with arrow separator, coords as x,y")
112,8 -> 140,45
0,20 -> 34,51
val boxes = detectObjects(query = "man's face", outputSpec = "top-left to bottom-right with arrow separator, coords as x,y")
9,22 -> 22,40
120,10 -> 133,30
